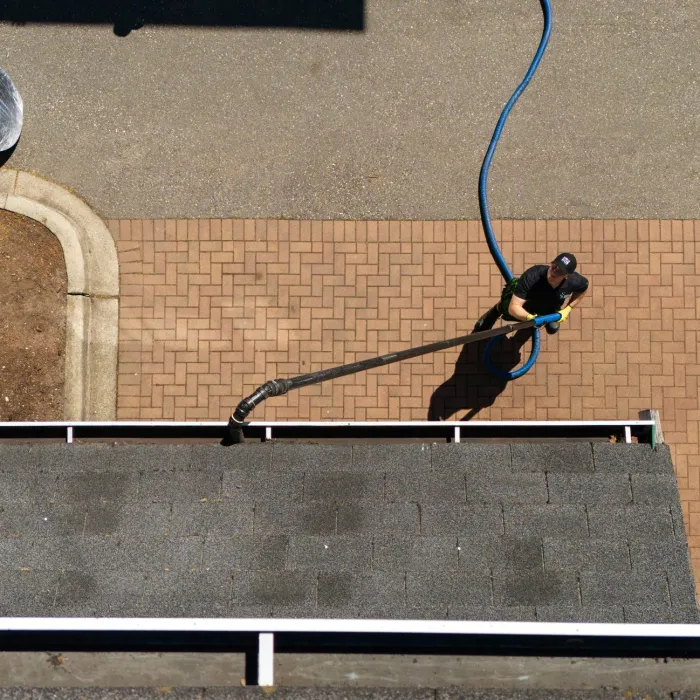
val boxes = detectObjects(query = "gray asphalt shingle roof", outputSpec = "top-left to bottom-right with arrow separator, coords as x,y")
0,441 -> 696,622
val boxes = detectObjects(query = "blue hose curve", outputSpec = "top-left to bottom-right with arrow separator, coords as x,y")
484,312 -> 561,379
484,324 -> 541,380
478,0 -> 553,379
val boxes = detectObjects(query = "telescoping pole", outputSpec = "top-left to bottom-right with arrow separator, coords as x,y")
225,313 -> 561,443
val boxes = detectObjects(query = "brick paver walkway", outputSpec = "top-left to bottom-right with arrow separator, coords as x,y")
107,218 -> 700,575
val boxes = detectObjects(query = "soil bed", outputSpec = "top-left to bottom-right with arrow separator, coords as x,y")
0,209 -> 66,421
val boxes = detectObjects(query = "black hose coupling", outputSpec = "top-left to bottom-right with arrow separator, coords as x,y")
225,379 -> 292,444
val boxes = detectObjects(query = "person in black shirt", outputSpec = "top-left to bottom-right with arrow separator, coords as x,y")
473,253 -> 589,335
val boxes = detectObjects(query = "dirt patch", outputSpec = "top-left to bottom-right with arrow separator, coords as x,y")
0,209 -> 67,420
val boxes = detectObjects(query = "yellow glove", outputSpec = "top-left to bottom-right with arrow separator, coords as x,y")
557,305 -> 573,323
526,313 -> 537,321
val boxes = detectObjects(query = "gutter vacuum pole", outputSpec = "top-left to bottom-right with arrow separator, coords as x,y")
225,314 -> 561,443
225,0 -> 558,444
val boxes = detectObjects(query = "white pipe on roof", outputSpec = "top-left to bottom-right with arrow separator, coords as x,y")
0,420 -> 655,427
0,618 -> 697,637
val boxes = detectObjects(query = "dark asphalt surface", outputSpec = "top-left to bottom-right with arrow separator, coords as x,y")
0,1 -> 698,219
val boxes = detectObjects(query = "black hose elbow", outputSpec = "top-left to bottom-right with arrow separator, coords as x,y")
224,379 -> 292,445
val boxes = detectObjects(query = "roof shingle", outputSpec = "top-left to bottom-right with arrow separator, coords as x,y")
0,442 -> 695,622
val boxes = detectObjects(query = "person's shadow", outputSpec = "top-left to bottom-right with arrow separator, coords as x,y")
427,328 -> 532,421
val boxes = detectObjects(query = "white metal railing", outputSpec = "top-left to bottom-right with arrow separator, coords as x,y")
0,418 -> 656,444
0,618 -> 698,686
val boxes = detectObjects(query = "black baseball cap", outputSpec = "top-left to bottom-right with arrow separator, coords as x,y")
553,253 -> 577,275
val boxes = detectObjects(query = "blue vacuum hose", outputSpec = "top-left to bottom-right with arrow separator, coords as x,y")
478,0 -> 553,379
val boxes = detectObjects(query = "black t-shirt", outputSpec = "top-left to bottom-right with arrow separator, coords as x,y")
514,265 -> 589,314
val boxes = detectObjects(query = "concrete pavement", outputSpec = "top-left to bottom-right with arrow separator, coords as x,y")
3,653 -> 700,690
1,0 -> 698,219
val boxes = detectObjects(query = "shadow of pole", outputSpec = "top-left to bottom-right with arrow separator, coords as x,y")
427,328 -> 533,422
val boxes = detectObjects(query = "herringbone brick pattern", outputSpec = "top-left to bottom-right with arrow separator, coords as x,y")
108,218 -> 700,572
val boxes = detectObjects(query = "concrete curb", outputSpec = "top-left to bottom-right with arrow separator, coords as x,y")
0,169 -> 119,420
